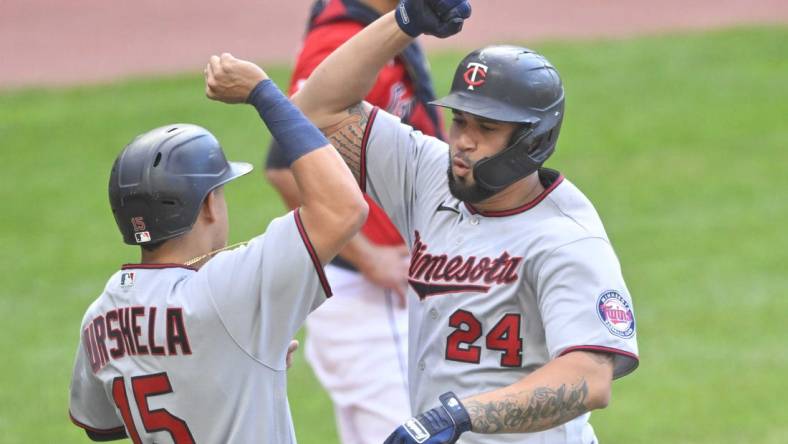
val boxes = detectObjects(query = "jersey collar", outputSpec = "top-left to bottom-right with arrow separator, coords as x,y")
464,169 -> 564,218
121,263 -> 197,271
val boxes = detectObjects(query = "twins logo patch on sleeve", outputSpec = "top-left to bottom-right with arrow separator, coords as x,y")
597,290 -> 635,338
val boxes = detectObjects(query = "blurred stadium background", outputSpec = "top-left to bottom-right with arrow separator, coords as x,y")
1,1 -> 786,443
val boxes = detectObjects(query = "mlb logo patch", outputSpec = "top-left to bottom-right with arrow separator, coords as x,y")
120,272 -> 135,288
134,231 -> 151,243
597,290 -> 635,338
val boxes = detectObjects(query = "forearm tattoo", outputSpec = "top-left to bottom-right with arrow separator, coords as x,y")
321,103 -> 369,184
464,379 -> 590,434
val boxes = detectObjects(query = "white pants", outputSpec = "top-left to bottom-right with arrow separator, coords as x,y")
305,265 -> 410,444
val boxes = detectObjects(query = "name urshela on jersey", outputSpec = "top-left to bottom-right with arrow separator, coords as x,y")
82,306 -> 191,373
408,231 -> 523,299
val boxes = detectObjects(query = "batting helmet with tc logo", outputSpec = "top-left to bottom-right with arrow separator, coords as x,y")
431,45 -> 565,191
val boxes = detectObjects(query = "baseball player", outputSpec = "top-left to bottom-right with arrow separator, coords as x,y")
264,1 -> 444,441
67,55 -> 367,443
292,1 -> 639,442
217,1 -> 640,443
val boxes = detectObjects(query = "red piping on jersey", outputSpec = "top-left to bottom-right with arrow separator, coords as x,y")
69,410 -> 127,434
465,174 -> 565,217
560,345 -> 640,378
358,106 -> 379,193
121,263 -> 197,271
293,208 -> 333,297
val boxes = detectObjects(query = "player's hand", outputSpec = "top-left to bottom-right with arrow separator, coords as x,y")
384,392 -> 471,444
358,244 -> 410,307
285,340 -> 299,370
395,0 -> 472,38
204,53 -> 268,103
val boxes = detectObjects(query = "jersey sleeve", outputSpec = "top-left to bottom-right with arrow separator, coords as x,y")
196,210 -> 330,369
69,333 -> 126,439
361,108 -> 448,244
536,237 -> 639,378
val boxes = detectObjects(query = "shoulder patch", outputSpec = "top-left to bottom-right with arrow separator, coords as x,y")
597,290 -> 635,338
120,272 -> 135,289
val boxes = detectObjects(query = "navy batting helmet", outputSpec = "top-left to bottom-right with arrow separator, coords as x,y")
109,124 -> 252,245
431,45 -> 565,191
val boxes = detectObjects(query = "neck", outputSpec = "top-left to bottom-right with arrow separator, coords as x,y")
140,231 -> 215,268
472,172 -> 544,213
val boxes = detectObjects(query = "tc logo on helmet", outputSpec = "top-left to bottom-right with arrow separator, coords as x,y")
463,62 -> 488,90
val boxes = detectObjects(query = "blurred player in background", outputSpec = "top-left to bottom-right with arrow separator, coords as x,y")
68,56 -> 367,443
264,1 -> 444,442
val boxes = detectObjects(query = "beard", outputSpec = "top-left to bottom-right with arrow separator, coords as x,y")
446,151 -> 497,203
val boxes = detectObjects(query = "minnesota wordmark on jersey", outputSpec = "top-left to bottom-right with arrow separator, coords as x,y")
407,230 -> 523,299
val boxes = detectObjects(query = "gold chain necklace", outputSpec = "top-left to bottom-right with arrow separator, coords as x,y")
183,241 -> 249,267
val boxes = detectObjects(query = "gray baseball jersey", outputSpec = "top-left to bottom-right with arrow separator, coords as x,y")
361,108 -> 639,444
69,210 -> 330,443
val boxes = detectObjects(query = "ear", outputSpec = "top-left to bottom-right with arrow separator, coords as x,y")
201,190 -> 218,223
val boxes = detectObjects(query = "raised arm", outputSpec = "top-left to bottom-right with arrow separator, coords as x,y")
204,53 -> 367,264
291,12 -> 412,130
291,0 -> 470,181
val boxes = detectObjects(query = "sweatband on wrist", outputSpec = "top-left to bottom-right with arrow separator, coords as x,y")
246,79 -> 329,166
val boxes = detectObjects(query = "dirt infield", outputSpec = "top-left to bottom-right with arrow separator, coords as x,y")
2,0 -> 787,88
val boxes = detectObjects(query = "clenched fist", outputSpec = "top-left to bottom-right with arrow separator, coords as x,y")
204,53 -> 268,103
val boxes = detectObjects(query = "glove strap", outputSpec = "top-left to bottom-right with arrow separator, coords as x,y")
439,392 -> 473,437
395,1 -> 421,37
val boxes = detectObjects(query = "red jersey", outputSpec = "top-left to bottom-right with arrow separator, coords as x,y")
289,0 -> 443,246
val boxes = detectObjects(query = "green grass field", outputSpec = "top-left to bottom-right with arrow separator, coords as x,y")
1,26 -> 786,443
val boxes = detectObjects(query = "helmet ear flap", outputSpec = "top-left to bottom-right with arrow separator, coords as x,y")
530,115 -> 563,164
510,123 -> 535,151
472,123 -> 541,192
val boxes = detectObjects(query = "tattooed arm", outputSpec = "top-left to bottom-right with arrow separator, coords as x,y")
463,350 -> 615,434
313,103 -> 371,183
